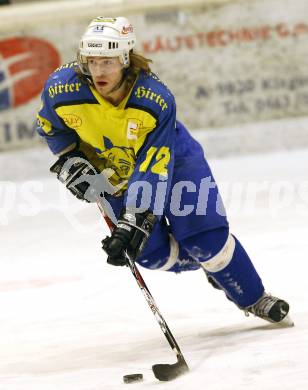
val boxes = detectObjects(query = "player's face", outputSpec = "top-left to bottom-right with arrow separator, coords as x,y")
87,56 -> 124,97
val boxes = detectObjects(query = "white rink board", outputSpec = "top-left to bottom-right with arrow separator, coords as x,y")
142,0 -> 308,128
1,0 -> 308,151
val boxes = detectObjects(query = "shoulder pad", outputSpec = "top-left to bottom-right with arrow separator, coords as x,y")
43,62 -> 95,104
53,61 -> 78,74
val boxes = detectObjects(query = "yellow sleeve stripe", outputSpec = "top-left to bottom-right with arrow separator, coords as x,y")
37,114 -> 52,134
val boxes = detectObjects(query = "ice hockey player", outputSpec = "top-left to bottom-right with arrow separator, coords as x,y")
36,16 -> 290,324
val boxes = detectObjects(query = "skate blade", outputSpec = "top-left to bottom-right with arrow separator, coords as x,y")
279,314 -> 294,328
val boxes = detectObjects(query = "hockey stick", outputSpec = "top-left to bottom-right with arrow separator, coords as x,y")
124,251 -> 189,381
97,201 -> 189,381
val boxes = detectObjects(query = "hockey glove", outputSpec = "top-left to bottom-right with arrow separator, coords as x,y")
50,150 -> 98,202
102,208 -> 157,266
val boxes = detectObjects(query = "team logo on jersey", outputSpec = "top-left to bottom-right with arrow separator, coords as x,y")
54,62 -> 77,73
0,37 -> 60,112
62,114 -> 83,129
135,86 -> 168,111
48,82 -> 82,98
126,118 -> 143,140
96,136 -> 135,180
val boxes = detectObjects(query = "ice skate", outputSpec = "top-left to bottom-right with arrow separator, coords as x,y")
245,293 -> 293,326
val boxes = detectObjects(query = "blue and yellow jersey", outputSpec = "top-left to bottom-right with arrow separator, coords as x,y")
37,62 -> 180,210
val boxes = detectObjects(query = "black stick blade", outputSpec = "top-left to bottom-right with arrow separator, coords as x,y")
152,360 -> 189,381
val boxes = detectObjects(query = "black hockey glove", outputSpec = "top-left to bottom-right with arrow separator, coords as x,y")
102,208 -> 157,266
50,150 -> 98,202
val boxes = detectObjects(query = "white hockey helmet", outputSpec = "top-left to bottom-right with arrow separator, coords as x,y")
78,16 -> 136,75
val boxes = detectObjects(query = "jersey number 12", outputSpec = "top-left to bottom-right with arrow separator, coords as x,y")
139,146 -> 170,176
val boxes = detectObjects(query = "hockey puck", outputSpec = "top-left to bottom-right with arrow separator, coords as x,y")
123,374 -> 143,383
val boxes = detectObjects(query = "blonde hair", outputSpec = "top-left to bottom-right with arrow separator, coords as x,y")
122,50 -> 152,92
129,50 -> 152,73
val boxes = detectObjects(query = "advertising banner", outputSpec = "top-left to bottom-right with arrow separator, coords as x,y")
136,0 -> 308,128
0,36 -> 61,149
1,0 -> 308,150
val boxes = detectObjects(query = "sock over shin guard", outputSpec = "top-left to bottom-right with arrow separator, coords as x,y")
182,228 -> 265,308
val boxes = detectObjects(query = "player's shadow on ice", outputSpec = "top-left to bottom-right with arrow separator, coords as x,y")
184,319 -> 294,372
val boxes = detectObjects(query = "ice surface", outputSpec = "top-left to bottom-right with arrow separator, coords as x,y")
0,145 -> 307,389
